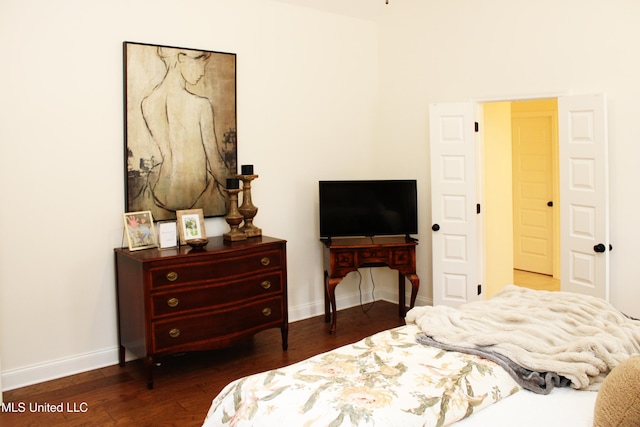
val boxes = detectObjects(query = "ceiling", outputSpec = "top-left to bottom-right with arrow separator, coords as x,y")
268,0 -> 388,21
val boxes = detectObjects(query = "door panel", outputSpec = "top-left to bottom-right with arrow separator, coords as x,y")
429,103 -> 480,306
512,115 -> 554,274
558,94 -> 609,299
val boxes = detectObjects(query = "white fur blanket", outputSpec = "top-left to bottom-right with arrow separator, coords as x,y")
406,285 -> 640,391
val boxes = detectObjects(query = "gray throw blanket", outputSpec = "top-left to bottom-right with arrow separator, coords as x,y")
407,285 -> 640,394
416,334 -> 570,394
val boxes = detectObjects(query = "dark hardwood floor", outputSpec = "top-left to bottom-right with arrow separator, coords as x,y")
0,301 -> 405,427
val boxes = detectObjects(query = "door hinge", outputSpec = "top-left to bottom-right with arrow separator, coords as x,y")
475,122 -> 479,132
477,204 -> 481,214
477,284 -> 482,295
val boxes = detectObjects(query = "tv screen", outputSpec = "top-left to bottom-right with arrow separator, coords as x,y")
319,180 -> 418,238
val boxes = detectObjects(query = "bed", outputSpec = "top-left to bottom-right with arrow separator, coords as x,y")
202,285 -> 640,426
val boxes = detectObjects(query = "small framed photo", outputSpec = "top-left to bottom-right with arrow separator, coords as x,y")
176,209 -> 206,244
157,221 -> 178,249
123,211 -> 157,251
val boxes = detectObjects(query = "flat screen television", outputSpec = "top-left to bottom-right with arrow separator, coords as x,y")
319,180 -> 418,238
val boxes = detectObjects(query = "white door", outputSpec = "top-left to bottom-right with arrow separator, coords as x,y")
429,103 -> 480,307
558,94 -> 609,300
512,114 -> 555,275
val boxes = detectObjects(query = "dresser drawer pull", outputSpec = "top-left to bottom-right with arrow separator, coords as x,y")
261,257 -> 271,266
262,307 -> 272,317
166,272 -> 179,282
167,297 -> 179,308
261,280 -> 272,289
168,328 -> 181,338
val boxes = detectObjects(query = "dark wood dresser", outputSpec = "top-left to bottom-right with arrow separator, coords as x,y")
114,235 -> 288,389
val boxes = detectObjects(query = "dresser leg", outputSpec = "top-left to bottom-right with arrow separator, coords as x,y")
146,356 -> 154,390
281,325 -> 289,350
118,345 -> 126,367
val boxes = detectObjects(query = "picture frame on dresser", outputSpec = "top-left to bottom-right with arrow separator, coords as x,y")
157,221 -> 178,249
123,41 -> 238,222
123,210 -> 157,251
176,208 -> 206,245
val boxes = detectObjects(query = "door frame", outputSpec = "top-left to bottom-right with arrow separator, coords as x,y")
473,93 -> 567,298
430,92 -> 609,305
474,91 -> 609,299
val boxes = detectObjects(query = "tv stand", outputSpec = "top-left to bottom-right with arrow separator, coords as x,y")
322,236 -> 419,334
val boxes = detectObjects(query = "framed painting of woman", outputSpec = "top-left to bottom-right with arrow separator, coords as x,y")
123,42 -> 237,221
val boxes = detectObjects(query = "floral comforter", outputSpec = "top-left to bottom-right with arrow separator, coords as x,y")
202,324 -> 520,427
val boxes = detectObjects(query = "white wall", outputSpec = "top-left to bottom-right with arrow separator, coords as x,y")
0,0 -> 382,390
378,0 -> 640,317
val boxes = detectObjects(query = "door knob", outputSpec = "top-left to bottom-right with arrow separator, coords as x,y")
547,201 -> 553,207
432,224 -> 440,232
593,243 -> 606,253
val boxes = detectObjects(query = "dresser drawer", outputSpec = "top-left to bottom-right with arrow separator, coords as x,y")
149,249 -> 283,288
152,296 -> 284,352
151,272 -> 283,317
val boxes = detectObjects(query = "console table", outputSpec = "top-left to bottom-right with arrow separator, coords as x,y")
114,235 -> 287,389
322,236 -> 419,334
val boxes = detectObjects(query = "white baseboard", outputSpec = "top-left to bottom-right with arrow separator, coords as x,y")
288,287 -> 430,323
1,347 -> 119,392
2,293 -> 431,392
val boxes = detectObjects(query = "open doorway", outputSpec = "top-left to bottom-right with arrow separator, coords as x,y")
482,99 -> 560,294
430,95 -> 608,306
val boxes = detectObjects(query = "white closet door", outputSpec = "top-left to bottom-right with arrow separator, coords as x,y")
558,94 -> 609,300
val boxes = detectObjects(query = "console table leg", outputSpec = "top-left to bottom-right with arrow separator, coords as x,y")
398,271 -> 406,317
323,271 -> 331,323
407,273 -> 419,312
326,277 -> 341,334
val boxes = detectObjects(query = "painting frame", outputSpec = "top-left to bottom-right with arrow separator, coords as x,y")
123,211 -> 157,251
176,209 -> 207,245
123,41 -> 237,222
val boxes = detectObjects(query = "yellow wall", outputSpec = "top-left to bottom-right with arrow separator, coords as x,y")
482,102 -> 514,298
511,98 -> 558,114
